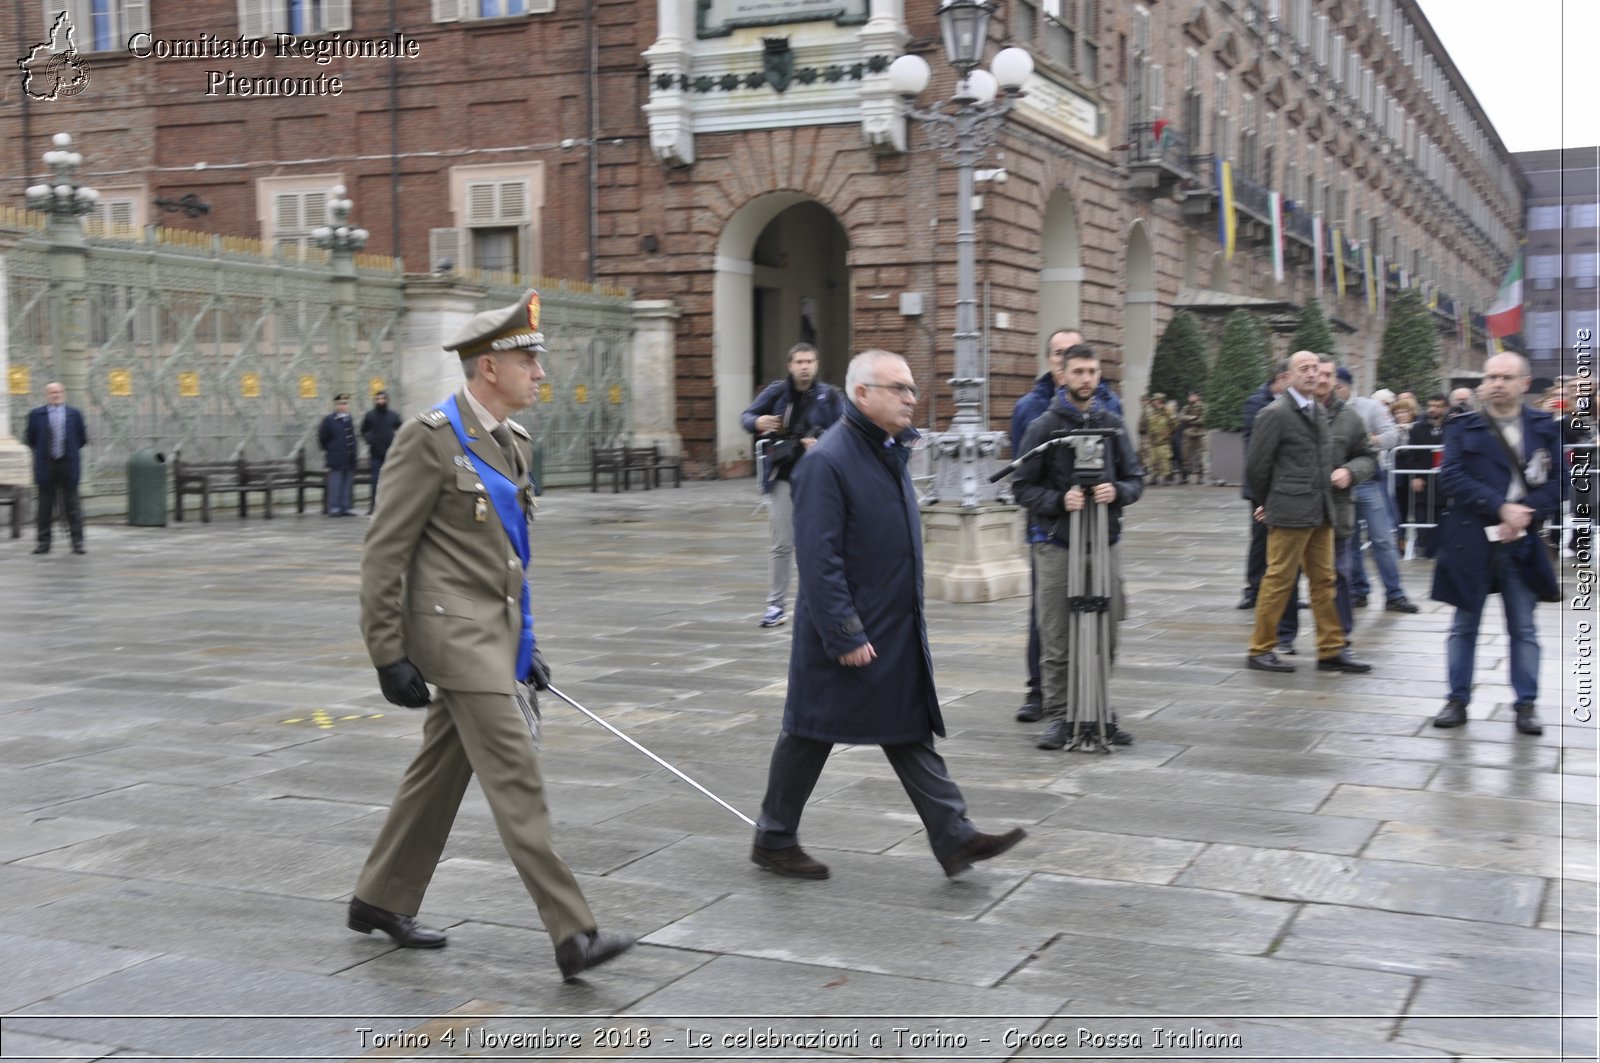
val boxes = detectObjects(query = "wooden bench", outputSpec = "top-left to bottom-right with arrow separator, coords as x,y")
172,453 -> 244,523
0,483 -> 27,539
625,444 -> 681,489
239,453 -> 321,519
590,446 -> 627,493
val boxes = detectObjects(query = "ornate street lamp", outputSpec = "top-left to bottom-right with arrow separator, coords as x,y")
310,185 -> 369,255
890,3 -> 1033,506
25,133 -> 100,223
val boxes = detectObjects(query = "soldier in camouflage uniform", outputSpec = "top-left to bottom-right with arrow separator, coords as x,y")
1140,394 -> 1175,484
1179,391 -> 1207,484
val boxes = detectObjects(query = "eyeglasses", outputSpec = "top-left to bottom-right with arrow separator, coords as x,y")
862,383 -> 920,399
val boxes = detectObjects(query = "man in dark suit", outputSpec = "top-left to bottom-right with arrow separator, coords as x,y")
1242,351 -> 1370,675
1430,352 -> 1562,736
318,394 -> 358,516
24,381 -> 89,555
352,290 -> 634,982
359,389 -> 402,513
1237,359 -> 1290,609
750,349 -> 1025,880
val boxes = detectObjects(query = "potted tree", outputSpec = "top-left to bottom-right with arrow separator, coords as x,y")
1203,311 -> 1273,485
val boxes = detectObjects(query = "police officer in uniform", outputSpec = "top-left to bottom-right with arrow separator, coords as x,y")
348,290 -> 634,982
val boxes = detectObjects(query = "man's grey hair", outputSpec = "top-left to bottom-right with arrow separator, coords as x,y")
844,349 -> 907,406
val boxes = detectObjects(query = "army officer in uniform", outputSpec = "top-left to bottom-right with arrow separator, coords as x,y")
348,290 -> 634,982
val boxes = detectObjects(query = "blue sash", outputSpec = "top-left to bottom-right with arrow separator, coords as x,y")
435,396 -> 535,680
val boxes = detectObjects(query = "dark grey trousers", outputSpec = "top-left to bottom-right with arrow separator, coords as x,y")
754,731 -> 975,862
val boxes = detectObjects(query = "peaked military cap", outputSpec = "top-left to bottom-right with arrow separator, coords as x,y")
445,289 -> 546,359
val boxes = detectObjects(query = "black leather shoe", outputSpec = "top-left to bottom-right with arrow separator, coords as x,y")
1384,597 -> 1419,613
71,543 -> 86,555
1015,689 -> 1044,723
1352,595 -> 1369,608
1036,718 -> 1070,750
1246,652 -> 1295,673
1316,651 -> 1372,673
347,897 -> 447,948
32,544 -> 49,554
1433,698 -> 1468,728
940,827 -> 1026,878
1236,592 -> 1256,610
1513,702 -> 1543,736
751,844 -> 830,879
555,929 -> 635,982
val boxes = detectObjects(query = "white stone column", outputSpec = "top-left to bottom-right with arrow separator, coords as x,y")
629,299 -> 682,454
398,276 -> 488,414
0,233 -> 31,489
859,0 -> 910,152
643,0 -> 696,166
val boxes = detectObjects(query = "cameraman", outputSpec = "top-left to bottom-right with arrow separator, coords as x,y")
1012,343 -> 1144,750
742,343 -> 843,628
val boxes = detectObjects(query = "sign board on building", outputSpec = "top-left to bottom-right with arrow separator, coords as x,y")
1018,73 -> 1104,148
699,0 -> 867,36
299,375 -> 319,400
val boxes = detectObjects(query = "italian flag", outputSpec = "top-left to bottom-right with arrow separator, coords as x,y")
1484,256 -> 1523,338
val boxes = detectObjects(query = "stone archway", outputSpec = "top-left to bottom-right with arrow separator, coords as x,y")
1040,188 -> 1083,347
713,194 -> 851,473
1123,220 -> 1157,435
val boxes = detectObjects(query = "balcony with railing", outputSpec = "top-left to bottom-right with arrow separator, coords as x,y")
1126,121 -> 1195,193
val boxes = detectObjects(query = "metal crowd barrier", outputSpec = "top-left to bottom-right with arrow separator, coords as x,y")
1385,442 -> 1595,560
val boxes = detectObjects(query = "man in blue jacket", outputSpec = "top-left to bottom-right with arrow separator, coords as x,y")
24,381 -> 89,555
750,350 -> 1024,880
318,394 -> 359,516
741,343 -> 843,628
1430,352 -> 1562,735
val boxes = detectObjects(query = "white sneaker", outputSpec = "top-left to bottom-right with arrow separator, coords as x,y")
760,606 -> 786,627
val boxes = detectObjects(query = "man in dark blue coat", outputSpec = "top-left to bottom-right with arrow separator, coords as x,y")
1237,359 -> 1289,609
318,394 -> 359,516
24,381 -> 89,555
1430,352 -> 1562,736
750,350 -> 1026,881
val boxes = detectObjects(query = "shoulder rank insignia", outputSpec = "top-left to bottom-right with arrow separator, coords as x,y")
418,410 -> 449,428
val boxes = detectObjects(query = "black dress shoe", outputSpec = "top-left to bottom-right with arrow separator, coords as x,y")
1384,597 -> 1419,613
751,844 -> 830,879
940,827 -> 1026,878
1246,652 -> 1295,673
1352,595 -> 1369,608
1316,651 -> 1372,673
347,897 -> 447,948
1513,702 -> 1543,736
71,543 -> 86,555
1036,718 -> 1070,750
1236,592 -> 1257,610
1016,688 -> 1044,723
1432,698 -> 1468,728
555,929 -> 635,981
32,544 -> 49,554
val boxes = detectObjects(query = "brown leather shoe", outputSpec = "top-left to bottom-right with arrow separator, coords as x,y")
939,827 -> 1026,878
751,844 -> 830,879
555,929 -> 635,981
347,897 -> 447,948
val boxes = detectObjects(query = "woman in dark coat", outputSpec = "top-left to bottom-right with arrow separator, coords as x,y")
749,350 -> 1024,881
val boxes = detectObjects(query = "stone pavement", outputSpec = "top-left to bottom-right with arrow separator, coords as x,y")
0,480 -> 1594,1062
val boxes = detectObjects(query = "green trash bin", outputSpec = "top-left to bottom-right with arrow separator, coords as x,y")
127,448 -> 168,527
530,440 -> 545,495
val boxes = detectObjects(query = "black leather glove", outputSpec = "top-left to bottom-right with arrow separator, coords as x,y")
525,648 -> 551,691
376,658 -> 431,708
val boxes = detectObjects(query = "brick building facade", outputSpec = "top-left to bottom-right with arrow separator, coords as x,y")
3,0 -> 1523,475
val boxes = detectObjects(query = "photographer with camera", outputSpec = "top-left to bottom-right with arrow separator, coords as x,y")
1012,343 -> 1144,751
742,343 -> 843,628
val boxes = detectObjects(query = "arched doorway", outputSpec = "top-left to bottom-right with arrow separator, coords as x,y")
713,195 -> 851,473
1040,189 -> 1083,346
1123,220 -> 1157,436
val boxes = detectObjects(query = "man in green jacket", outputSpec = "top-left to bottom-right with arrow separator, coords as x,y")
1244,351 -> 1372,675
